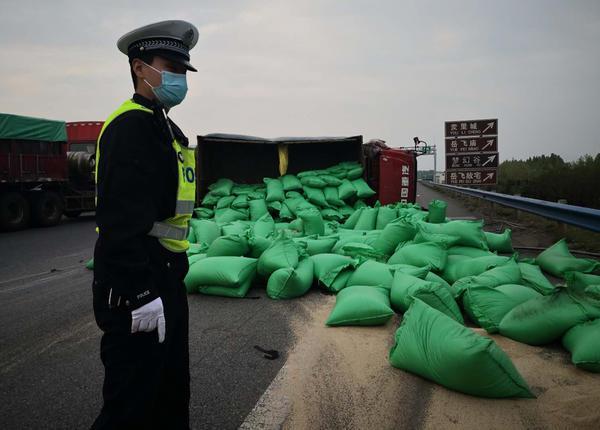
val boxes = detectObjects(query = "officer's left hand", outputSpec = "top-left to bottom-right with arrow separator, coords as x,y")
131,297 -> 166,343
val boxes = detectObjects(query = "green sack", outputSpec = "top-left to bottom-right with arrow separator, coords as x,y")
285,191 -> 303,199
341,243 -> 385,262
354,207 -> 378,230
184,256 -> 257,297
216,195 -> 236,209
389,299 -> 534,398
215,207 -> 248,224
390,271 -> 463,322
85,258 -> 94,270
413,230 -> 461,249
221,221 -> 251,236
342,207 -> 364,229
283,196 -> 310,215
485,229 -> 514,253
427,199 -> 447,224
296,237 -> 338,256
186,242 -> 208,256
347,260 -> 394,289
351,178 -> 376,199
189,219 -> 221,245
257,234 -> 300,277
372,218 -> 417,256
416,220 -> 488,250
310,253 -> 357,293
376,206 -> 398,230
319,174 -> 343,187
518,262 -> 556,295
324,187 -> 344,207
326,286 -> 394,326
297,207 -> 325,236
252,213 -> 276,238
247,235 -> 273,258
267,258 -> 314,300
264,178 -> 285,202
452,260 -> 523,297
206,235 -> 249,257
338,179 -> 357,200
442,255 -> 510,284
278,203 -> 295,221
463,284 -> 542,333
287,218 -> 303,232
248,189 -> 267,200
499,284 -> 600,345
248,199 -> 269,221
267,200 -> 282,213
565,272 -> 600,289
186,224 -> 197,244
303,186 -> 328,207
562,319 -> 600,373
193,207 -> 214,219
280,174 -> 303,191
425,271 -> 453,293
447,246 -> 495,258
201,191 -> 220,207
300,175 -> 327,188
231,184 -> 258,196
338,205 -> 355,218
188,253 -> 207,266
536,239 -> 600,278
388,242 -> 447,271
319,208 -> 343,222
391,264 -> 430,279
346,165 -> 364,180
208,178 -> 234,197
231,194 -> 249,209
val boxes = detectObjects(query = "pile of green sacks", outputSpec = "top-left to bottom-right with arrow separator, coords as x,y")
182,165 -> 600,399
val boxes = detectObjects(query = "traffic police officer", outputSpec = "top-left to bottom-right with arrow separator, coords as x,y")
91,20 -> 198,429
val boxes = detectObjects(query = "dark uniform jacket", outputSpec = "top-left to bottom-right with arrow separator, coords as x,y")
93,93 -> 190,311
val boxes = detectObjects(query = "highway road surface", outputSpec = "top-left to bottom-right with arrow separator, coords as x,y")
1,184 -> 599,429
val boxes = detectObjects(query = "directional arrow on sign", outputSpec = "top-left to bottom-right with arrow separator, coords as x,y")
482,122 -> 495,134
481,139 -> 494,151
483,172 -> 495,182
482,154 -> 497,167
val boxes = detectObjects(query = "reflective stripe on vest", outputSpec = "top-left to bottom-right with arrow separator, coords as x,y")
95,99 -> 196,253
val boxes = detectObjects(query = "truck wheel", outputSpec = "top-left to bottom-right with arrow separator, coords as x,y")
64,210 -> 82,218
32,191 -> 64,227
0,192 -> 31,231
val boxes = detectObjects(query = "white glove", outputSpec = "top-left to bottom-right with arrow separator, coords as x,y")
131,297 -> 166,343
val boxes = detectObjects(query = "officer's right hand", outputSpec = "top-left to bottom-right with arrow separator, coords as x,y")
131,297 -> 166,343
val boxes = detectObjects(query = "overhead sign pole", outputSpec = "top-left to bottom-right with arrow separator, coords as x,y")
444,118 -> 499,186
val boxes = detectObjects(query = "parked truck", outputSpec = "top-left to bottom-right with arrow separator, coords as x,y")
0,113 -> 100,231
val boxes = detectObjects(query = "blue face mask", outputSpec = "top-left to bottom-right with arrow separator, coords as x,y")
143,62 -> 188,108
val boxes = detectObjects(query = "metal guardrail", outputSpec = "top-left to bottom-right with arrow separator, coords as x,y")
422,181 -> 600,232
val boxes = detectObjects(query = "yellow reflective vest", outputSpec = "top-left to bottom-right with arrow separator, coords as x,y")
95,99 -> 196,253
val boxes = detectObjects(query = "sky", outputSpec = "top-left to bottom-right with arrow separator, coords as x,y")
1,0 -> 599,170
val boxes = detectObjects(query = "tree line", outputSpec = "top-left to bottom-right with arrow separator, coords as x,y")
497,153 -> 600,209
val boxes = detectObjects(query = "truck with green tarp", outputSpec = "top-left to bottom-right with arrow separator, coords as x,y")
0,113 -> 96,230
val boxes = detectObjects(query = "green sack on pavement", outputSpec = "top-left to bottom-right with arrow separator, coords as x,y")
562,318 -> 600,373
298,207 -> 325,236
86,258 -> 94,270
354,207 -> 379,231
391,264 -> 430,279
372,218 -> 417,256
352,178 -> 376,199
206,235 -> 249,257
347,260 -> 394,289
376,206 -> 398,230
518,262 -> 556,295
189,219 -> 221,246
324,187 -> 344,207
463,284 -> 542,333
267,258 -> 314,300
310,253 -> 357,293
216,195 -> 236,209
389,299 -> 534,398
280,174 -> 303,191
485,229 -> 514,253
264,178 -> 285,202
208,178 -> 234,197
326,286 -> 394,326
427,200 -> 447,224
248,199 -> 269,221
257,234 -> 300,277
416,220 -> 489,250
338,179 -> 357,200
388,242 -> 447,271
499,284 -> 600,345
390,271 -> 463,322
442,255 -> 510,284
536,239 -> 600,278
452,260 -> 523,298
425,271 -> 453,293
184,256 -> 257,297
247,235 -> 273,258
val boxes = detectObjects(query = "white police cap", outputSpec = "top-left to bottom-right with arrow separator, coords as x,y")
117,20 -> 199,72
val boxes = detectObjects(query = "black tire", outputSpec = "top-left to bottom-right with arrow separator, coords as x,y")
0,192 -> 31,231
64,210 -> 82,219
32,191 -> 64,227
